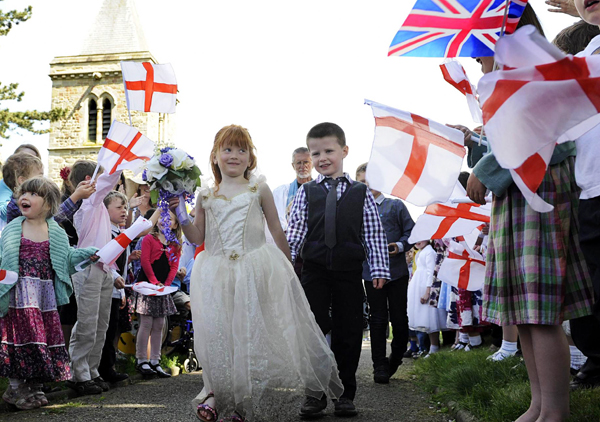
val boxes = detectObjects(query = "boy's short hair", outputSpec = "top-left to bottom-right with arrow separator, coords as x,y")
15,177 -> 61,219
2,153 -> 44,191
553,20 -> 600,54
306,122 -> 346,147
69,160 -> 102,187
14,143 -> 42,159
356,162 -> 368,176
103,190 -> 128,209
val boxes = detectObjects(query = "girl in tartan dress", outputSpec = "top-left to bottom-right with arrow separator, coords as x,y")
459,5 -> 594,421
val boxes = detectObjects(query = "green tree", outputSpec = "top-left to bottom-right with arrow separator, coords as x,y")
0,2 -> 66,139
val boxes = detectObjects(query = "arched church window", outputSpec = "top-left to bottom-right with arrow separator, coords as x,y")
102,98 -> 112,140
88,99 -> 97,142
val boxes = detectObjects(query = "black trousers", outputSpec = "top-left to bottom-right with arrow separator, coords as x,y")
301,262 -> 364,400
571,196 -> 600,372
364,275 -> 409,368
99,298 -> 121,377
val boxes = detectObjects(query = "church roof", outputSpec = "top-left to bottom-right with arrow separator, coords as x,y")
80,0 -> 150,55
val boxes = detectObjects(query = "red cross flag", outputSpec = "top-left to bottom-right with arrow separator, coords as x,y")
438,239 -> 486,291
121,61 -> 177,114
98,121 -> 155,175
440,59 -> 482,123
478,25 -> 600,211
365,100 -> 466,207
408,183 -> 490,243
97,217 -> 153,266
128,282 -> 177,297
0,269 -> 18,286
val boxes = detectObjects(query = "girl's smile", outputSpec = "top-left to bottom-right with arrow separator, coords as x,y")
18,192 -> 48,219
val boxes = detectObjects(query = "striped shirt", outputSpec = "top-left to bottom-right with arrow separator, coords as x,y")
287,173 -> 390,280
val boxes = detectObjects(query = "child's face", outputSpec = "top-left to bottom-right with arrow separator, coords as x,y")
307,136 -> 348,179
18,191 -> 49,220
474,57 -> 495,75
17,167 -> 44,188
575,0 -> 600,26
107,198 -> 128,225
158,211 -> 178,231
213,143 -> 250,178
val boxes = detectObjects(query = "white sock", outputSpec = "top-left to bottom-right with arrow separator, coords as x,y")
501,340 -> 518,354
570,345 -> 587,370
469,335 -> 482,347
429,345 -> 440,354
150,359 -> 159,366
459,332 -> 469,343
9,378 -> 24,389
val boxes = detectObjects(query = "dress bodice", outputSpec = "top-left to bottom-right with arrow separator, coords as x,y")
201,180 -> 266,260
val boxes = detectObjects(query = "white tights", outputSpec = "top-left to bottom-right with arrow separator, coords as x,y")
136,315 -> 165,362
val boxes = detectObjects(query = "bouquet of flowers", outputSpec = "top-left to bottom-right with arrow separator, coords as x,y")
142,146 -> 201,243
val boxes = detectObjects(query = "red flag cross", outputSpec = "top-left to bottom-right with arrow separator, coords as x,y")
375,115 -> 465,199
392,0 -> 509,57
447,250 -> 485,289
103,132 -> 151,175
125,63 -> 177,112
425,203 -> 490,239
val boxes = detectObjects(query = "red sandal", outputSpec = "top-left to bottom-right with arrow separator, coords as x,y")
196,392 -> 218,422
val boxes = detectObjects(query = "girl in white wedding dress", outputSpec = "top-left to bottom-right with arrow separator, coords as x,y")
175,125 -> 343,422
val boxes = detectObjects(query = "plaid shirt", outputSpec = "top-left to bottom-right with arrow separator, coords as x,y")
6,196 -> 81,225
287,173 -> 390,280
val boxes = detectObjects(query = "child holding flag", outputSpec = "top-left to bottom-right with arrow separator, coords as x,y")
0,178 -> 98,409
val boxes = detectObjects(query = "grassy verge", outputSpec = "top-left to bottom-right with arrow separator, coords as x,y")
413,349 -> 600,422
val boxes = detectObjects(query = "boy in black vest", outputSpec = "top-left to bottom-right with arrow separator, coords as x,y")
356,163 -> 415,384
288,123 -> 390,418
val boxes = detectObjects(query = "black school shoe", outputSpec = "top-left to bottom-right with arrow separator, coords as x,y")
373,364 -> 390,384
333,397 -> 358,417
92,376 -> 110,392
65,380 -> 103,396
388,353 -> 403,378
136,361 -> 157,376
299,395 -> 327,418
149,363 -> 171,378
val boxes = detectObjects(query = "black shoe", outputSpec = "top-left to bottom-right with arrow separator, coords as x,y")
388,353 -> 403,377
65,380 -> 103,396
149,363 -> 171,378
92,376 -> 110,392
135,361 -> 157,376
101,371 -> 129,383
403,348 -> 418,358
373,364 -> 390,384
570,371 -> 600,390
299,395 -> 327,418
333,397 -> 358,417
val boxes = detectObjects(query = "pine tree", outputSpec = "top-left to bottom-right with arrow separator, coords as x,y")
0,2 -> 66,139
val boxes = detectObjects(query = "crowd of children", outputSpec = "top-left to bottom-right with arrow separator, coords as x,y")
0,4 -> 599,422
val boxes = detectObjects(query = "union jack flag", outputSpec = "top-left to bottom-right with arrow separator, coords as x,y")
388,0 -> 529,58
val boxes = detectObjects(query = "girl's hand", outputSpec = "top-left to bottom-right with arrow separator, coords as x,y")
71,181 -> 96,202
89,253 -> 100,262
120,296 -> 126,309
129,193 -> 144,210
446,124 -> 473,148
420,287 -> 431,304
546,0 -> 579,16
114,277 -> 125,289
128,250 -> 142,263
466,173 -> 487,205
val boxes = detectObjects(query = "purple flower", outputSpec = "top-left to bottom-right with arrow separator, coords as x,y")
159,153 -> 174,168
142,169 -> 148,181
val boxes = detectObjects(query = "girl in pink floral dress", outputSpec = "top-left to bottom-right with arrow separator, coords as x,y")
0,178 -> 97,410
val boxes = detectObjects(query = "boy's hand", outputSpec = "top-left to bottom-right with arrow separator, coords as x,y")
71,181 -> 96,202
128,250 -> 142,263
373,278 -> 386,289
114,277 -> 125,289
388,243 -> 400,256
176,267 -> 187,281
89,253 -> 100,263
129,193 -> 144,210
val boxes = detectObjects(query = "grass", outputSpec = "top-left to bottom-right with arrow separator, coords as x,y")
413,348 -> 600,422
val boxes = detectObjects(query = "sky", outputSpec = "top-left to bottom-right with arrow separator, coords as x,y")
0,0 -> 578,217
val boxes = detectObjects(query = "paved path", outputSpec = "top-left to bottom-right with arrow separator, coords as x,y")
1,343 -> 448,422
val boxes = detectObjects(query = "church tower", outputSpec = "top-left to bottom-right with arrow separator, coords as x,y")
47,0 -> 173,182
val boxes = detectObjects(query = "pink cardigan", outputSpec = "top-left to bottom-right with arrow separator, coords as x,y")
140,234 -> 180,286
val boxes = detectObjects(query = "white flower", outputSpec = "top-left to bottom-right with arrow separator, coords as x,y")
146,157 -> 169,180
169,149 -> 189,170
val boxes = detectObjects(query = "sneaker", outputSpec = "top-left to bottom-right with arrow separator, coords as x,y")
136,361 -> 157,376
92,376 -> 110,392
149,363 -> 171,378
464,342 -> 484,352
2,384 -> 42,410
388,353 -> 403,377
373,364 -> 390,384
412,350 -> 423,359
487,349 -> 517,362
333,397 -> 358,417
451,342 -> 468,351
299,395 -> 327,418
65,380 -> 103,396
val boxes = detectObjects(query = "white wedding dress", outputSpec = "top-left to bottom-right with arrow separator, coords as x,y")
190,177 -> 343,419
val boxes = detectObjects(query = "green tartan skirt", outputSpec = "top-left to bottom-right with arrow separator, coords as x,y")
482,156 -> 594,326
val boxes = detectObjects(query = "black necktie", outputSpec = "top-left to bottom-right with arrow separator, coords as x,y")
324,178 -> 340,249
